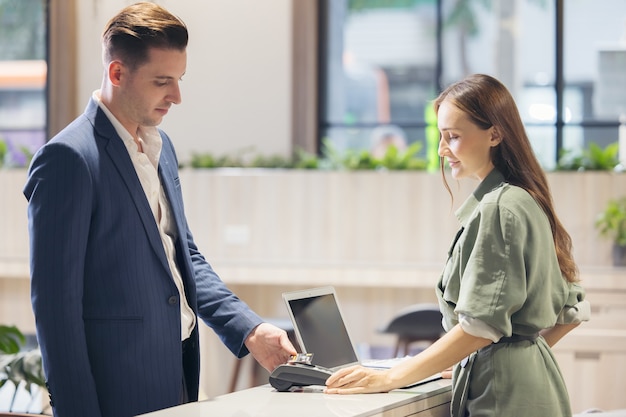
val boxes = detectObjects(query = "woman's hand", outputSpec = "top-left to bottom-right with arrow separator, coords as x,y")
324,365 -> 392,394
326,325 -> 489,394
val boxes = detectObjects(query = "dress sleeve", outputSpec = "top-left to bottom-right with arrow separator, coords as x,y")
556,283 -> 591,324
455,200 -> 528,337
458,313 -> 504,342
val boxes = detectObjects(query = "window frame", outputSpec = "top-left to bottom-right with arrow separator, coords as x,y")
316,0 -> 622,164
46,0 -> 77,139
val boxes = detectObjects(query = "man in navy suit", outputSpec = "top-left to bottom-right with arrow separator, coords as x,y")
23,3 -> 296,416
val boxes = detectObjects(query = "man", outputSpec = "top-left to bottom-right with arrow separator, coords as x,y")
23,3 -> 295,416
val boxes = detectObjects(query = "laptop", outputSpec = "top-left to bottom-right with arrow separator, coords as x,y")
282,285 -> 360,369
281,285 -> 441,386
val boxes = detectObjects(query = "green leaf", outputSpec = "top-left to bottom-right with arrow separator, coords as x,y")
0,325 -> 25,354
557,142 -> 619,171
595,197 -> 626,246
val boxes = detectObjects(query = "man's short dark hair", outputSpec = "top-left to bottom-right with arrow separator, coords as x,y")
102,2 -> 188,70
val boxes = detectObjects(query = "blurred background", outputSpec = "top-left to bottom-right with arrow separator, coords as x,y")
1,0 -> 625,170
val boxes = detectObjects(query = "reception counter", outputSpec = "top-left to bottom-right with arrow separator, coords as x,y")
137,379 -> 452,417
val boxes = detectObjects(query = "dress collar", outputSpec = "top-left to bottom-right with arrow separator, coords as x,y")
455,169 -> 506,225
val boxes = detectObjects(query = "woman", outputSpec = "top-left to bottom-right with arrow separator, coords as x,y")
325,74 -> 590,417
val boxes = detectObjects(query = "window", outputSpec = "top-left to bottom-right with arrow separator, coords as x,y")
319,0 -> 626,170
319,0 -> 440,168
0,0 -> 47,167
563,0 -> 626,164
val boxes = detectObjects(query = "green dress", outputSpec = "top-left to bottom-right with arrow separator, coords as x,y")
436,169 -> 589,417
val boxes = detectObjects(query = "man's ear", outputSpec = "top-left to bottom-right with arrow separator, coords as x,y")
107,61 -> 123,86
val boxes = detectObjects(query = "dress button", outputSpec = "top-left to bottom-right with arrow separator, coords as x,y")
168,295 -> 178,305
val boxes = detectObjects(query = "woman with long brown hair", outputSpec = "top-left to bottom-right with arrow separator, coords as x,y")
325,74 -> 590,417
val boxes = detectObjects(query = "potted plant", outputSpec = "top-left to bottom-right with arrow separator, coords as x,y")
0,138 -> 7,169
557,141 -> 619,171
595,197 -> 626,266
0,325 -> 47,414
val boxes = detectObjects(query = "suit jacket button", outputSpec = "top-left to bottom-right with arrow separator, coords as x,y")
168,295 -> 178,305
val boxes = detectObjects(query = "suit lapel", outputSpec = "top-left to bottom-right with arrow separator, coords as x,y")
157,141 -> 183,230
157,135 -> 199,310
88,101 -> 171,275
158,136 -> 193,280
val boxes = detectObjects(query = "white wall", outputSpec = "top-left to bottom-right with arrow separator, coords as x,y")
76,0 -> 293,164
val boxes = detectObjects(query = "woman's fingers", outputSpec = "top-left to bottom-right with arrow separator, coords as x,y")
325,366 -> 391,394
326,365 -> 363,387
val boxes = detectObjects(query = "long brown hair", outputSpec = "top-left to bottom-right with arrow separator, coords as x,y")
434,74 -> 578,283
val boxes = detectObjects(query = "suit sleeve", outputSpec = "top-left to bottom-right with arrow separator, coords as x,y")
23,142 -> 103,417
188,228 -> 263,357
158,133 -> 263,358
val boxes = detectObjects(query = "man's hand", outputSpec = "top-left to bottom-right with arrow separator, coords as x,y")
244,322 -> 297,372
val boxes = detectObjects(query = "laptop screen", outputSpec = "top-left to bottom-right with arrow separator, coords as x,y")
283,286 -> 359,369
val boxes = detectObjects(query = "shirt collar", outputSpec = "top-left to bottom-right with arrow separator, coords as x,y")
92,90 -> 162,168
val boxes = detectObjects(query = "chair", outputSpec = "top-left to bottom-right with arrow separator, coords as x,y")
378,304 -> 444,357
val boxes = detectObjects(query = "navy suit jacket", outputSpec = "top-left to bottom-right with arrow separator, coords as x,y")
23,98 -> 263,417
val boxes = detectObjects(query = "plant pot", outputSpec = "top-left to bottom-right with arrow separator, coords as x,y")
613,244 -> 626,267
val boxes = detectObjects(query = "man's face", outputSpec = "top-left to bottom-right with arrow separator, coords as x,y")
115,47 -> 187,133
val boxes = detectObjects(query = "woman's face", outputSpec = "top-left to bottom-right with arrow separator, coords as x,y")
437,100 -> 500,181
